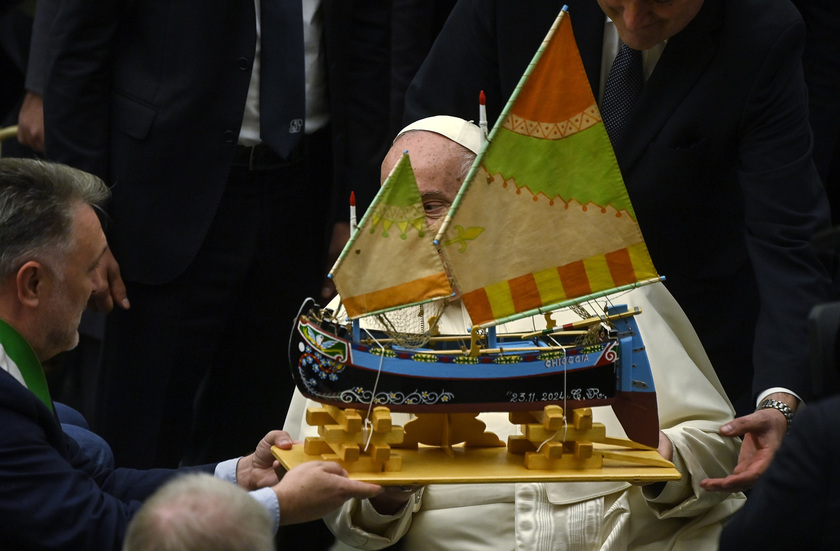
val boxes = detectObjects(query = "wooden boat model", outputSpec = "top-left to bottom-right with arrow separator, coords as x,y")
278,7 -> 676,482
292,301 -> 659,448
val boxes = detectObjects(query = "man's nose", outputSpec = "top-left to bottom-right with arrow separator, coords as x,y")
91,268 -> 104,295
621,1 -> 655,31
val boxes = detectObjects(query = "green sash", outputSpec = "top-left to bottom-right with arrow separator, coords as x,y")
0,319 -> 53,412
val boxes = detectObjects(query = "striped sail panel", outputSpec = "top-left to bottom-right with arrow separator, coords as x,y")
460,244 -> 657,325
333,154 -> 452,319
438,9 -> 657,326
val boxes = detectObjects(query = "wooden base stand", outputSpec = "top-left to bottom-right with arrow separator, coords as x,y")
302,404 -> 404,473
271,404 -> 679,484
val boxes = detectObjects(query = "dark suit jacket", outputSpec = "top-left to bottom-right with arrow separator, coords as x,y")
43,0 -> 388,285
792,0 -> 840,186
719,393 -> 840,549
404,0 -> 834,408
0,0 -> 31,124
23,0 -> 57,95
0,369 -> 212,550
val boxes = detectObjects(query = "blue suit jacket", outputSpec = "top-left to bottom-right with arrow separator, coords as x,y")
0,370 -> 213,550
404,0 -> 834,409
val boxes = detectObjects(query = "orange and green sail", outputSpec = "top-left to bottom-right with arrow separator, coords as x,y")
331,153 -> 452,319
436,7 -> 659,326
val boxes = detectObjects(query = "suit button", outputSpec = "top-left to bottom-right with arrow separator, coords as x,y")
223,130 -> 236,143
237,57 -> 251,71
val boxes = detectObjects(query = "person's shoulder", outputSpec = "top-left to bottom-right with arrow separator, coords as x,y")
0,370 -> 36,411
705,0 -> 805,57
722,0 -> 803,33
0,371 -> 62,451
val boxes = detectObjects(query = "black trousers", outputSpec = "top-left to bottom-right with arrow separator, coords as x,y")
94,132 -> 333,469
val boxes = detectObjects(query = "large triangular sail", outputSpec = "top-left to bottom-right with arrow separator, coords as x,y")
436,7 -> 659,327
331,154 -> 452,319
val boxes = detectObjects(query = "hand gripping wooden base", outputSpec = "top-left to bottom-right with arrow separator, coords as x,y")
271,404 -> 680,485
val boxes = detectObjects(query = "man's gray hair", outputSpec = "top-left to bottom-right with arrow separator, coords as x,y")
453,146 -> 477,182
0,158 -> 110,281
122,473 -> 275,551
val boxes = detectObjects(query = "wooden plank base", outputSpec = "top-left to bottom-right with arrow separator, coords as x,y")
271,444 -> 680,485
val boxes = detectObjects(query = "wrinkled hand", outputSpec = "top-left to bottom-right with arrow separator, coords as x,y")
236,430 -> 295,491
700,408 -> 788,493
633,432 -> 672,488
274,461 -> 382,525
88,248 -> 129,313
657,430 -> 673,461
17,91 -> 44,152
369,484 -> 423,515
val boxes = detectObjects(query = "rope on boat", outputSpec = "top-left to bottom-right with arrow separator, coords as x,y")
360,327 -> 388,452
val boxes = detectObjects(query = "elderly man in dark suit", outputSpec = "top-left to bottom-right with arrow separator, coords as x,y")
0,158 -> 381,551
404,0 -> 834,492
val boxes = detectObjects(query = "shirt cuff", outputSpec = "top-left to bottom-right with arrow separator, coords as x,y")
251,487 -> 281,532
755,387 -> 803,407
214,458 -> 281,532
213,457 -> 240,483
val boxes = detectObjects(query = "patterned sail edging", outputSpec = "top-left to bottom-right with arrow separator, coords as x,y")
368,202 -> 428,240
503,102 -> 602,140
482,170 -> 633,218
461,242 -> 657,325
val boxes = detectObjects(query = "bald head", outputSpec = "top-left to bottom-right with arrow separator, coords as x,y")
123,473 -> 274,551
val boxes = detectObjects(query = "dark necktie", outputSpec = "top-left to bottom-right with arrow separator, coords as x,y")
601,42 -> 643,147
260,0 -> 305,158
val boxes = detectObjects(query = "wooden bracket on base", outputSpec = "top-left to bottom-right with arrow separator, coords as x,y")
296,404 -> 674,478
398,412 -> 505,452
507,406 -> 671,470
509,407 -> 608,470
303,405 -> 404,473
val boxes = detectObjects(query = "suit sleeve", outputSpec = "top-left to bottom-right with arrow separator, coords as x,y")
403,0 -> 507,127
737,16 -> 833,398
43,0 -> 125,178
23,0 -> 59,94
719,396 -> 839,549
0,402 -> 213,550
325,0 -> 392,214
792,0 -> 840,183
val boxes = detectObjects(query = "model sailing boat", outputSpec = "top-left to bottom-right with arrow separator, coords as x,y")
290,7 -> 663,450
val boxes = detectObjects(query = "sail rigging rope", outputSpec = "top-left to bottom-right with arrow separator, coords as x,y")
360,326 -> 388,452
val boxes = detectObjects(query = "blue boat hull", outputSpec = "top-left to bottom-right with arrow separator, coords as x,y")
290,304 -> 659,447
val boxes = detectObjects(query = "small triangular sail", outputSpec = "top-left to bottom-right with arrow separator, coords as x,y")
332,153 -> 452,319
436,7 -> 658,327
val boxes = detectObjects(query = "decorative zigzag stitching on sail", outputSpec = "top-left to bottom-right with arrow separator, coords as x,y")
503,102 -> 602,140
369,203 -> 427,239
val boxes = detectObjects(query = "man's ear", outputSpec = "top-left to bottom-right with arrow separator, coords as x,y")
16,261 -> 44,308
